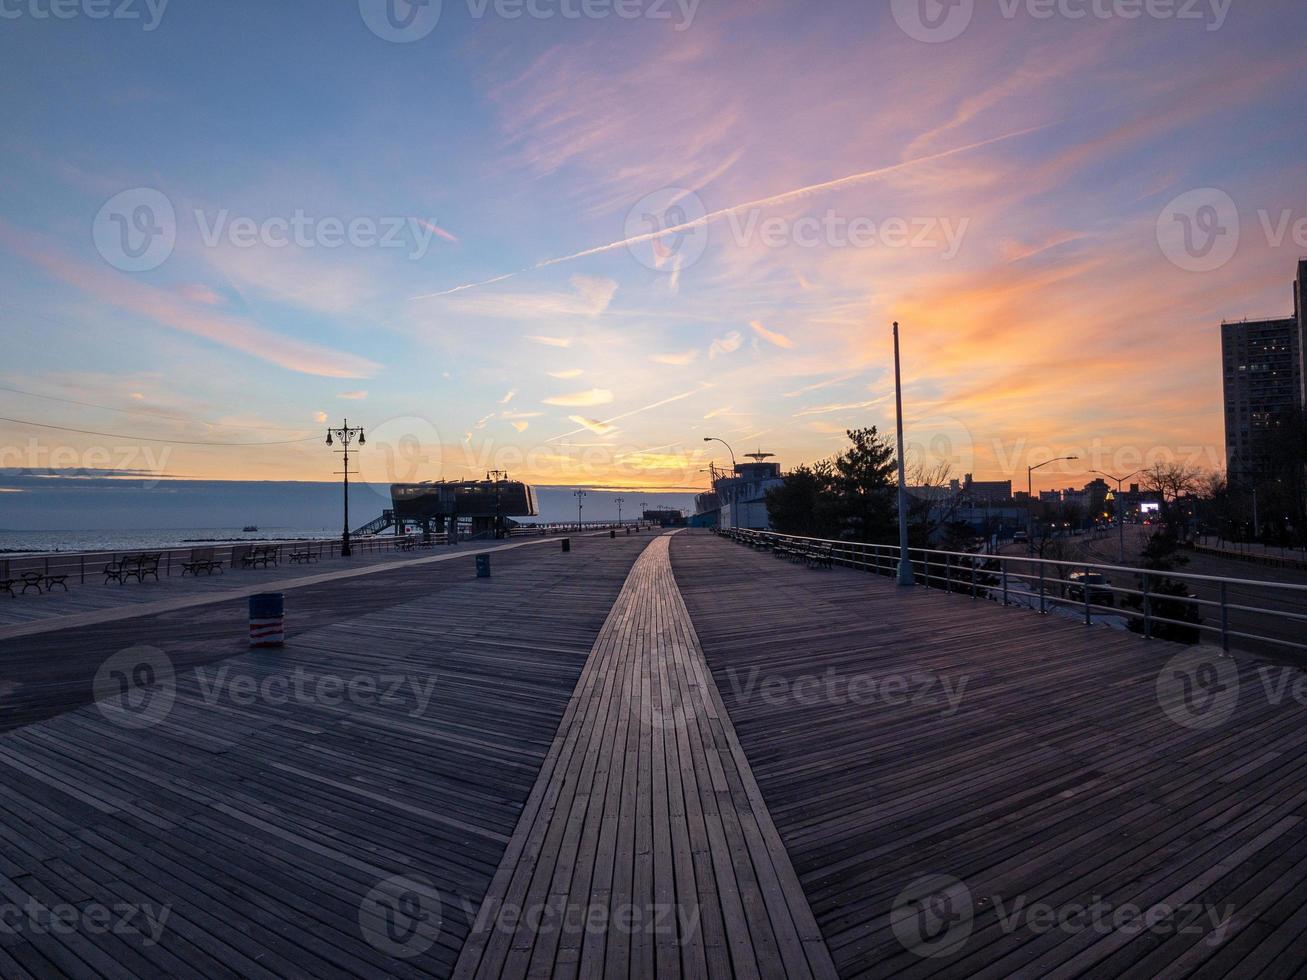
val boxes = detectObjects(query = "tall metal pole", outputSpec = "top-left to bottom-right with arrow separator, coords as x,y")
704,437 -> 737,529
1027,456 -> 1079,556
1092,469 -> 1140,563
615,496 -> 624,526
893,322 -> 913,586
326,419 -> 365,558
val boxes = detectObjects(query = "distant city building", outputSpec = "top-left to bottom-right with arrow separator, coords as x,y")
1221,260 -> 1307,484
948,473 -> 1012,502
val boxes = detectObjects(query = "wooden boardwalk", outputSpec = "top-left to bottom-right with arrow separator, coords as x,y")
0,535 -> 646,979
455,532 -> 837,979
6,525 -> 1307,977
671,532 -> 1307,979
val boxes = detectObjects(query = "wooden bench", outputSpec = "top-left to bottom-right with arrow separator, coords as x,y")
0,578 -> 14,597
804,544 -> 835,569
239,545 -> 278,569
103,559 -> 127,584
123,554 -> 162,583
19,572 -> 45,594
42,574 -> 69,592
181,547 -> 224,576
289,550 -> 318,565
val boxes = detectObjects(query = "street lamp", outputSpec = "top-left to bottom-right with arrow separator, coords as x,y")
574,489 -> 587,529
1027,456 -> 1078,556
615,496 -> 625,526
325,419 -> 365,557
1091,469 -> 1140,563
703,437 -> 737,529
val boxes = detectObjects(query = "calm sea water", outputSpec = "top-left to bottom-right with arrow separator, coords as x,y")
0,528 -> 339,555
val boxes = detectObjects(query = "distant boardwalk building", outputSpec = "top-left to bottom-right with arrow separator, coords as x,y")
695,452 -> 786,530
1221,260 -> 1306,484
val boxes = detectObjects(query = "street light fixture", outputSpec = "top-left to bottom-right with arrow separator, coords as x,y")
703,437 -> 738,529
1027,456 -> 1079,556
1091,469 -> 1141,563
574,489 -> 587,529
326,419 -> 365,557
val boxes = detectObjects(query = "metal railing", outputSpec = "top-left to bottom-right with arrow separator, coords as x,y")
0,532 -> 448,585
718,528 -> 1307,656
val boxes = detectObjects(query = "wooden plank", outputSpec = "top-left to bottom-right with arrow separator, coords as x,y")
672,531 -> 1307,979
456,532 -> 835,979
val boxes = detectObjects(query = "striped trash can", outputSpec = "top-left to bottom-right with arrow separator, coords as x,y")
249,593 -> 285,647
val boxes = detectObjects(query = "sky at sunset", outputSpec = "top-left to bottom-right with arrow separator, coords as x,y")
2,0 -> 1305,496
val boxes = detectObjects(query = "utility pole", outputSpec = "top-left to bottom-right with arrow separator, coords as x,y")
326,419 -> 365,557
574,489 -> 587,529
893,322 -> 913,586
615,496 -> 624,526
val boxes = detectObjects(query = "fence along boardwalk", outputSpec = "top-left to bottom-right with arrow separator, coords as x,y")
671,531 -> 1307,980
0,535 -> 646,979
455,531 -> 837,979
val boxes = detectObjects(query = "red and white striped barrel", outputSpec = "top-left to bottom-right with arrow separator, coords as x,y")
249,593 -> 285,647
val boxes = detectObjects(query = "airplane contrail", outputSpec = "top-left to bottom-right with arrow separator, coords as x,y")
410,122 -> 1055,300
547,384 -> 712,442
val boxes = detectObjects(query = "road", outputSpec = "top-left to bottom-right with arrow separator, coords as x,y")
996,525 -> 1307,661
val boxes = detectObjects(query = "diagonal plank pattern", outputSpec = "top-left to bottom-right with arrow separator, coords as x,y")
671,531 -> 1307,979
0,535 -> 645,980
455,531 -> 837,979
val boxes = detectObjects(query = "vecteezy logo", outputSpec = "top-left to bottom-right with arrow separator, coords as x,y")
1156,646 -> 1239,730
891,0 -> 974,42
358,0 -> 441,42
891,873 -> 974,957
92,645 -> 177,729
359,875 -> 442,958
93,188 -> 176,272
1156,188 -> 1240,272
624,187 -> 709,275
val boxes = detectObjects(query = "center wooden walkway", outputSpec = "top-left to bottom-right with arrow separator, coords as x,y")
454,531 -> 837,979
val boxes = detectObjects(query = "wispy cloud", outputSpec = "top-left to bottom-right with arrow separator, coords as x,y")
527,335 -> 574,348
548,368 -> 584,378
568,415 -> 617,435
499,389 -> 517,404
338,390 -> 368,400
0,220 -> 379,378
793,397 -> 889,417
709,331 -> 742,359
651,349 -> 698,366
543,388 -> 614,407
749,320 -> 795,349
418,124 -> 1055,297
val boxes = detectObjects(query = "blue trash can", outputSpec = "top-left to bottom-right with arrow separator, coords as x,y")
249,593 -> 285,647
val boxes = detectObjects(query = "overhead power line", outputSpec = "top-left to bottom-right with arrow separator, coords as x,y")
0,416 -> 321,447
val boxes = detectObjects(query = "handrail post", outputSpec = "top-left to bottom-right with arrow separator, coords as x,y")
1038,562 -> 1046,614
1002,563 -> 1009,606
1084,573 -> 1091,626
971,561 -> 977,599
1142,573 -> 1152,639
1220,581 -> 1230,653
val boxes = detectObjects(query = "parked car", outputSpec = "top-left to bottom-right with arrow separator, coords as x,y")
1068,571 -> 1114,607
1012,530 -> 1029,544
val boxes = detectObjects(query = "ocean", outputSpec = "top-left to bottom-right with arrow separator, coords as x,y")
0,477 -> 697,554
